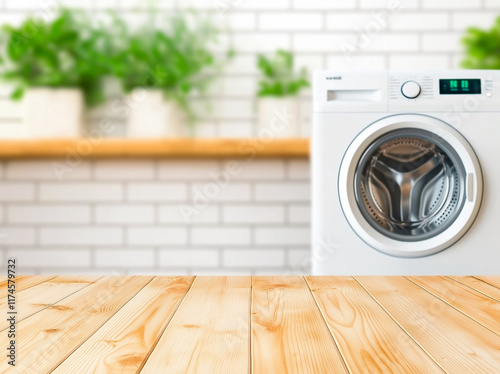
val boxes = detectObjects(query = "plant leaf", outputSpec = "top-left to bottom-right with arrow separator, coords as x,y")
257,50 -> 309,97
10,86 -> 25,100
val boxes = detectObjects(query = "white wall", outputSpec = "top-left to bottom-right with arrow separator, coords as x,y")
0,159 -> 310,275
0,0 -> 498,274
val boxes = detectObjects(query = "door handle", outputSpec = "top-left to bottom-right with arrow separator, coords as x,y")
467,173 -> 474,202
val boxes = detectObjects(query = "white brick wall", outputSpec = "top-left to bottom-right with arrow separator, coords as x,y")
95,248 -> 155,268
191,227 -> 252,246
40,227 -> 123,246
8,249 -> 92,268
39,183 -> 123,201
126,227 -> 188,246
159,249 -> 219,268
5,161 -> 92,180
158,205 -> 219,224
1,1 -> 498,274
8,205 -> 92,224
95,205 -> 155,224
222,205 -> 285,223
0,158 -> 316,274
254,182 -> 310,202
126,182 -> 187,202
0,184 -> 36,201
255,227 -> 310,246
94,161 -> 156,180
223,249 -> 285,268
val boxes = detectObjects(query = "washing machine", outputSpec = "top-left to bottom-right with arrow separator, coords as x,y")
312,70 -> 500,275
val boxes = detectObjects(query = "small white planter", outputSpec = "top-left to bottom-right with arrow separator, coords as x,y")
257,97 -> 301,138
127,89 -> 188,138
24,88 -> 84,138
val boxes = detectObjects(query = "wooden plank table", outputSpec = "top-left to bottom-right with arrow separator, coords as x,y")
0,276 -> 499,373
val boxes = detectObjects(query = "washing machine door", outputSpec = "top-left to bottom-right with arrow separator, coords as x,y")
338,114 -> 482,257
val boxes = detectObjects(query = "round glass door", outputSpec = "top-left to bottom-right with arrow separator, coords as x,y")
338,114 -> 482,257
355,128 -> 465,242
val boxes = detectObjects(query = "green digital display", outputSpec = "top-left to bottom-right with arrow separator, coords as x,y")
439,79 -> 481,94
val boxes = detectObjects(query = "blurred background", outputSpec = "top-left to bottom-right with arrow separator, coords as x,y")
0,0 -> 498,275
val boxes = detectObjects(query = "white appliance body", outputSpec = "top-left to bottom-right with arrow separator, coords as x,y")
312,70 -> 500,275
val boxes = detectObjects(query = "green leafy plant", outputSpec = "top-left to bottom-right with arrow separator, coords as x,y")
257,50 -> 309,97
111,12 -> 229,122
0,9 -> 111,106
461,16 -> 500,69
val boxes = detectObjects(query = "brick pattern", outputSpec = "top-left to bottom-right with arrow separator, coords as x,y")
0,1 -> 498,274
0,159 -> 312,275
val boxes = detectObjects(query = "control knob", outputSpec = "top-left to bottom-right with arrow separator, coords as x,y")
401,81 -> 421,99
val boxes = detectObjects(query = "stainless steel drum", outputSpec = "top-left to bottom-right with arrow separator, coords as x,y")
354,129 -> 466,242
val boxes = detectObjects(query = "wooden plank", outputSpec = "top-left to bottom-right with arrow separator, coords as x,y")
448,276 -> 500,301
140,276 -> 251,373
0,275 -> 58,298
0,138 -> 310,159
409,276 -> 500,336
357,276 -> 500,373
52,276 -> 194,374
252,276 -> 348,374
306,276 -> 444,373
475,276 -> 500,290
0,276 -> 152,373
0,276 -> 98,331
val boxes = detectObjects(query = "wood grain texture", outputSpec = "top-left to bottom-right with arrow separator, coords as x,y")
52,276 -> 194,374
357,276 -> 500,374
0,138 -> 309,159
0,276 -> 98,331
448,276 -> 500,301
252,276 -> 348,374
0,276 -> 152,373
475,276 -> 500,290
409,276 -> 500,336
0,275 -> 57,298
140,276 -> 252,374
306,276 -> 444,373
1,275 -> 498,372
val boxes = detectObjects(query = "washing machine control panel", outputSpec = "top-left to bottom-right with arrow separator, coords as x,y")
389,74 -> 497,99
313,70 -> 500,113
389,74 -> 434,101
386,71 -> 500,111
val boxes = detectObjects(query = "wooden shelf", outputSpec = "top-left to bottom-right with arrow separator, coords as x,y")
0,138 -> 310,159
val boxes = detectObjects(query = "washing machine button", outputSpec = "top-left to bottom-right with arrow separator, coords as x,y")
401,81 -> 421,99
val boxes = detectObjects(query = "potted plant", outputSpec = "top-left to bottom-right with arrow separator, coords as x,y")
256,50 -> 309,138
112,13 -> 224,138
0,9 -> 109,138
461,16 -> 500,69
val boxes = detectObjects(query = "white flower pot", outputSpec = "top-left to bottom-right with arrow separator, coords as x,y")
257,97 -> 301,138
24,88 -> 84,138
127,89 -> 188,138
